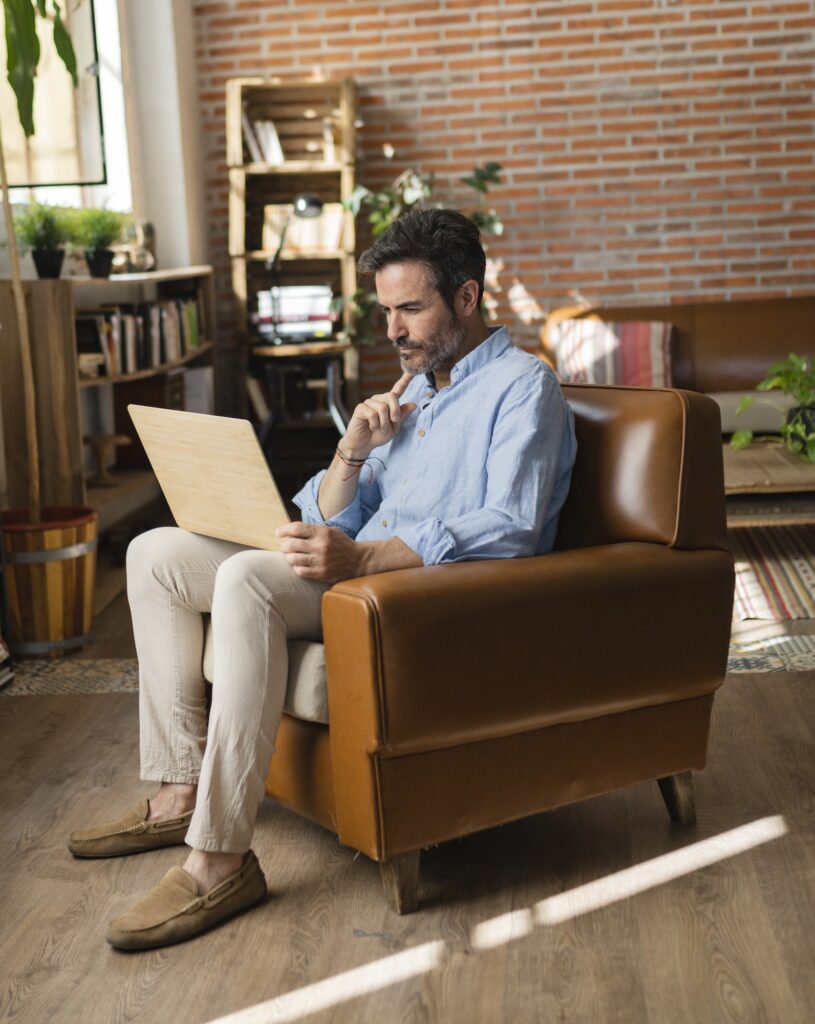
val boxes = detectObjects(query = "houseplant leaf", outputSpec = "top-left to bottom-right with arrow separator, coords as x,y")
51,0 -> 78,86
4,0 -> 40,137
730,429 -> 754,450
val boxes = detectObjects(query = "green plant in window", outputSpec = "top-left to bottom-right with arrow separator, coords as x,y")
13,200 -> 72,251
3,0 -> 79,137
72,207 -> 127,250
731,354 -> 815,463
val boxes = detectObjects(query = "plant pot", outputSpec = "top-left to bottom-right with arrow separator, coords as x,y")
0,506 -> 98,658
84,248 -> 115,277
786,405 -> 815,435
31,248 -> 65,279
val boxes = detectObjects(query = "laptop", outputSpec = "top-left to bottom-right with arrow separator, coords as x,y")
127,405 -> 290,551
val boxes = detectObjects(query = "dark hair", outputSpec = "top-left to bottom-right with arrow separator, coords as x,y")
357,207 -> 486,310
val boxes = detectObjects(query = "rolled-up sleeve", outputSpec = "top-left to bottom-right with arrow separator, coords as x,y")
393,372 -> 573,565
292,468 -> 383,538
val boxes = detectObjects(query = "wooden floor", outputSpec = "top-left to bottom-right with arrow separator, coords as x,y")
0,604 -> 813,1023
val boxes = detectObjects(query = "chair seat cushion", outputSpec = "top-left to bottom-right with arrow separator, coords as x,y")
202,621 -> 328,724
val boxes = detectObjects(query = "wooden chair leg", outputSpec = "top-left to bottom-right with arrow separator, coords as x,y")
380,851 -> 421,914
657,771 -> 696,825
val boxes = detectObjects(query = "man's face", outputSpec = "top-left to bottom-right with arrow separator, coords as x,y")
375,262 -> 468,376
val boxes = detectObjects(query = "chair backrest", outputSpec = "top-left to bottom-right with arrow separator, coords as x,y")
555,383 -> 728,553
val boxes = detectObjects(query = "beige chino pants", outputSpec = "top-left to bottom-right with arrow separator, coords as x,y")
126,527 -> 328,853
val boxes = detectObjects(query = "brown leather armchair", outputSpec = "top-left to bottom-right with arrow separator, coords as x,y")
261,383 -> 735,913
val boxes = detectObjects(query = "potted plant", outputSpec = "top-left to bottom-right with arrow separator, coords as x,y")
74,207 -> 127,277
1,0 -> 99,657
731,354 -> 815,463
13,201 -> 72,278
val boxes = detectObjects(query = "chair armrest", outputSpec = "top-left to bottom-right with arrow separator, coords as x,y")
322,543 -> 733,857
323,543 -> 734,757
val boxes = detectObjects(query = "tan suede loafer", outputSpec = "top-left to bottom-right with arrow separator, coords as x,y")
68,800 -> 193,858
106,850 -> 267,950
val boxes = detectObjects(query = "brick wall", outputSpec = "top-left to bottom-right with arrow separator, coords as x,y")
193,0 -> 815,396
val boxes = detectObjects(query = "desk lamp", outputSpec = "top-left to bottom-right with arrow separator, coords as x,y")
267,193 -> 324,343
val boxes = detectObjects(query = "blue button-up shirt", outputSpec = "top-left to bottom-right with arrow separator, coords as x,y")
293,326 -> 577,565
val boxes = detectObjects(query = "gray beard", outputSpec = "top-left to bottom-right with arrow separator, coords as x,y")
395,316 -> 469,376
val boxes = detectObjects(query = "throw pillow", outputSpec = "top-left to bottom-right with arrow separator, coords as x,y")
551,318 -> 674,387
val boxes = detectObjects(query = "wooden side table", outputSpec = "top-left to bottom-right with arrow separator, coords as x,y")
723,441 -> 815,527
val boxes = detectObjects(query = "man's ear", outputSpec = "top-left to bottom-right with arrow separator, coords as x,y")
456,279 -> 481,317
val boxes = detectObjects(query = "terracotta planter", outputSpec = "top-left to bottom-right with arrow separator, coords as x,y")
84,248 -> 115,277
31,248 -> 65,279
1,506 -> 98,657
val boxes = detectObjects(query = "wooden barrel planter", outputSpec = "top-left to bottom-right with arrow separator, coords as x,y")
0,506 -> 98,657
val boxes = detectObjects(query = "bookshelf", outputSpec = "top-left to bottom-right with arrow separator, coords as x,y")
0,268 -> 220,529
226,78 -> 359,488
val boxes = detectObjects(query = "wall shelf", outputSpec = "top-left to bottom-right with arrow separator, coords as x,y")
79,340 -> 215,388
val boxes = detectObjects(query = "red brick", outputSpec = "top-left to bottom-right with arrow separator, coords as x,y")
195,0 -> 815,356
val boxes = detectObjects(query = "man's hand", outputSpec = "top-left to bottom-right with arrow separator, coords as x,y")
276,523 -> 364,583
276,524 -> 425,582
341,372 -> 418,458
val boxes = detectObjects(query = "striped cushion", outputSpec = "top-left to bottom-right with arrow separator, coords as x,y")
552,318 -> 674,387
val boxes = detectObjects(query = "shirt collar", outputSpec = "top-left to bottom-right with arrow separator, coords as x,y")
427,325 -> 511,387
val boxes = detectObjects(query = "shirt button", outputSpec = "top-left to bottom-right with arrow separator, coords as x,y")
425,390 -> 433,398
417,429 -> 426,437
381,519 -> 388,527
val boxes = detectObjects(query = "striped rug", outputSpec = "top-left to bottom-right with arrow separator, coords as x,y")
729,525 -> 815,620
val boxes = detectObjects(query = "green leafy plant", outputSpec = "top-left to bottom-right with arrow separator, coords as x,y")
3,0 -> 79,137
345,161 -> 504,343
731,354 -> 815,463
72,207 -> 127,251
13,200 -> 76,251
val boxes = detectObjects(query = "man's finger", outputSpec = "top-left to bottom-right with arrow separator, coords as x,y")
391,372 -> 413,398
285,552 -> 315,567
281,538 -> 313,554
276,522 -> 315,539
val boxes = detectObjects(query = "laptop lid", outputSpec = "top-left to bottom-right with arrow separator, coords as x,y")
127,405 -> 290,551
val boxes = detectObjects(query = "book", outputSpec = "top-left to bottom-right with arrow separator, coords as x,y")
253,119 -> 285,164
76,315 -> 112,377
241,108 -> 264,163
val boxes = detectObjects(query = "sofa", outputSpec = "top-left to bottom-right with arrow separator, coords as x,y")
539,294 -> 815,434
203,382 -> 736,912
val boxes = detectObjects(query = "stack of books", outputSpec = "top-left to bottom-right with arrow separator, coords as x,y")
242,109 -> 285,165
252,285 -> 338,341
76,296 -> 203,379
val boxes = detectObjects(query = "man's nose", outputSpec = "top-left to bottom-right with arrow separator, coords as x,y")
387,312 -> 407,342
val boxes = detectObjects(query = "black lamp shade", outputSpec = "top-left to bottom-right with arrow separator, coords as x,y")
293,194 -> 324,218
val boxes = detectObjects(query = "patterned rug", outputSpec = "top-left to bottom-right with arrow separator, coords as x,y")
729,525 -> 815,620
0,659 -> 138,697
727,634 -> 815,673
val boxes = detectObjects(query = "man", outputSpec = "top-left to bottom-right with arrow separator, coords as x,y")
68,208 -> 577,950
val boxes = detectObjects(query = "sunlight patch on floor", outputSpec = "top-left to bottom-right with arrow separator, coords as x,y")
473,815 -> 787,946
206,940 -> 447,1024
207,818 -> 787,1022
